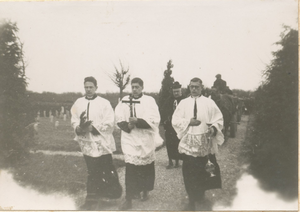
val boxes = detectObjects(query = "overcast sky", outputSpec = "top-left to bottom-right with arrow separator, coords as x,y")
0,0 -> 297,94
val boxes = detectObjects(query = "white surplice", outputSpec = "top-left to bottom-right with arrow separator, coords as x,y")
172,95 -> 224,157
115,94 -> 162,165
71,96 -> 116,157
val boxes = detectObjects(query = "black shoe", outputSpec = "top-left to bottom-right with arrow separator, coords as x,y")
79,201 -> 98,211
183,202 -> 195,211
119,199 -> 132,210
132,193 -> 141,199
166,164 -> 173,169
196,198 -> 212,211
141,191 -> 149,201
98,197 -> 115,209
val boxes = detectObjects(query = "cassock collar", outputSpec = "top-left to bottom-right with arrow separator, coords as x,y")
174,96 -> 183,101
131,93 -> 143,99
191,95 -> 202,99
85,94 -> 98,100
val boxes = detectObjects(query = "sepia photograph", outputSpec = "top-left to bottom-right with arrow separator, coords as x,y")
0,0 -> 298,211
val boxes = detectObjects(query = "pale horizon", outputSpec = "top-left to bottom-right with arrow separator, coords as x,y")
0,0 -> 297,94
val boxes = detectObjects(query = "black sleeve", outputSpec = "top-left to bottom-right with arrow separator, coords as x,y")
213,80 -> 217,88
135,118 -> 151,129
211,126 -> 217,136
159,100 -> 168,123
91,126 -> 101,135
117,121 -> 131,133
75,126 -> 85,136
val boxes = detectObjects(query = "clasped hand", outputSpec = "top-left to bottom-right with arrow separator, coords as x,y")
189,118 -> 201,126
77,122 -> 93,133
76,123 -> 93,134
206,127 -> 215,137
77,111 -> 93,134
128,117 -> 138,130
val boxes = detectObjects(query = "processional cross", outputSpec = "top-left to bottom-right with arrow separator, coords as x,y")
122,95 -> 140,117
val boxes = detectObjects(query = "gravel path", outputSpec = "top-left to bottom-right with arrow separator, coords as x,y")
114,144 -> 188,211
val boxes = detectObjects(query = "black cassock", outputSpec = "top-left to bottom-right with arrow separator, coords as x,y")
160,95 -> 185,160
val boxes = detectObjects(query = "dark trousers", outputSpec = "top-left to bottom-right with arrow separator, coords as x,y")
84,154 -> 122,201
182,154 -> 221,202
125,162 -> 155,200
165,129 -> 182,161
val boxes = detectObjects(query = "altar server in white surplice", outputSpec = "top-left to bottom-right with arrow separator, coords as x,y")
172,77 -> 224,211
115,77 -> 162,210
71,76 -> 122,210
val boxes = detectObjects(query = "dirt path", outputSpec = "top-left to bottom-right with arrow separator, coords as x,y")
91,115 -> 251,211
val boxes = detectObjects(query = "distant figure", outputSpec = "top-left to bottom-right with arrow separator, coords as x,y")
225,86 -> 233,95
36,111 -> 40,121
25,122 -> 39,137
160,81 -> 184,169
24,122 -> 39,150
54,120 -> 59,129
213,74 -> 227,94
50,115 -> 54,123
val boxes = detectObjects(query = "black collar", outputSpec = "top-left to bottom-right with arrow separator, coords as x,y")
85,94 -> 97,100
131,93 -> 143,99
191,95 -> 202,99
174,95 -> 183,101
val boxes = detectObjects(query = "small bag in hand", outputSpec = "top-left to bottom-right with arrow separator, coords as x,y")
204,154 -> 222,190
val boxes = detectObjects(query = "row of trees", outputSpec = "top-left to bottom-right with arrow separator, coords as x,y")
249,27 -> 298,198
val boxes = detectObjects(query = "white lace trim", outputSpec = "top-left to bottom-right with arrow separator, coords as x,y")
78,140 -> 112,157
97,124 -> 107,132
178,133 -> 212,157
124,152 -> 155,165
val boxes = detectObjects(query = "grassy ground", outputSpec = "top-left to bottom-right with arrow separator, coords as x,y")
34,117 -> 81,152
11,153 -> 87,195
8,153 -> 125,199
3,116 -> 164,203
34,116 -> 125,153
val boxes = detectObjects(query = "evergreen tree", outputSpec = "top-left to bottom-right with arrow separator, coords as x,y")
0,20 -> 32,165
250,27 -> 298,198
158,60 -> 174,108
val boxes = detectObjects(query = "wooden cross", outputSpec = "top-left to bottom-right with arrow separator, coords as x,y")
122,95 -> 140,117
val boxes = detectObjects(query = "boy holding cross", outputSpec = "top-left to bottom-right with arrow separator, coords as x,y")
115,77 -> 161,210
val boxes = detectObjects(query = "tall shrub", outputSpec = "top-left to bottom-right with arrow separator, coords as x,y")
0,20 -> 32,165
158,60 -> 174,108
250,27 -> 298,198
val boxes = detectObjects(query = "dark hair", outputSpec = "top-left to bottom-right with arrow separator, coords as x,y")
190,77 -> 202,84
131,77 -> 144,87
84,76 -> 97,87
172,81 -> 182,89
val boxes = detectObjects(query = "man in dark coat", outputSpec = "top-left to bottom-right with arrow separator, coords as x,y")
160,81 -> 185,169
213,74 -> 227,94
